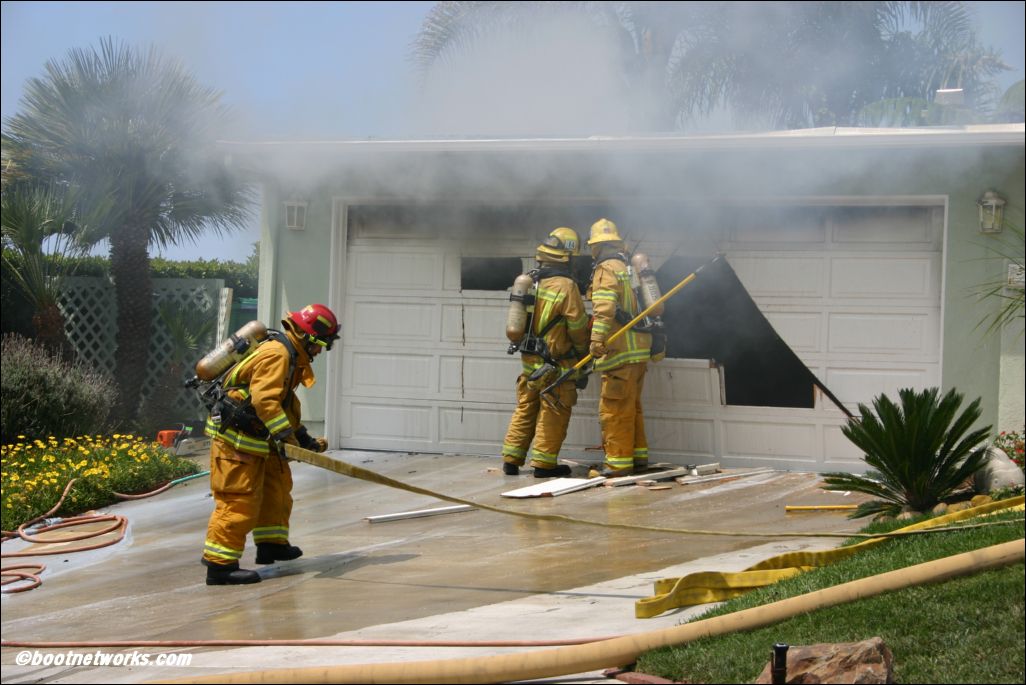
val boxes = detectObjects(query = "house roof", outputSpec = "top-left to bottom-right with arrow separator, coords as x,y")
218,124 -> 1025,156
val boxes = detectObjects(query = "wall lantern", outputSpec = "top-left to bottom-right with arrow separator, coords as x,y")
284,200 -> 308,231
977,190 -> 1006,234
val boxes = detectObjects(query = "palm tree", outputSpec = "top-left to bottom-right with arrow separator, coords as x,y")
822,387 -> 991,519
412,1 -> 1010,131
3,38 -> 253,425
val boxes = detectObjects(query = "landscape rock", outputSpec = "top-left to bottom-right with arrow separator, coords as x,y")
753,637 -> 894,683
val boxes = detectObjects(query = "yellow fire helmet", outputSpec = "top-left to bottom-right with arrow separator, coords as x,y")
587,218 -> 623,245
536,226 -> 581,261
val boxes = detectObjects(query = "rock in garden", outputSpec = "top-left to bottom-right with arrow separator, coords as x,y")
754,636 -> 894,683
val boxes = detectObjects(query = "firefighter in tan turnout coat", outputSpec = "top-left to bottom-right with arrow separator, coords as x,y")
586,219 -> 652,477
501,227 -> 590,478
202,304 -> 339,585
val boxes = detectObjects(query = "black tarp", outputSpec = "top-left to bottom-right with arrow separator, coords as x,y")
655,255 -> 844,412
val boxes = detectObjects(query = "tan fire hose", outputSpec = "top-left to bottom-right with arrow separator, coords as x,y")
150,538 -> 1024,684
283,444 -> 1018,541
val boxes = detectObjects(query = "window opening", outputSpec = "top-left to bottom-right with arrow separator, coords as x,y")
461,257 -> 524,291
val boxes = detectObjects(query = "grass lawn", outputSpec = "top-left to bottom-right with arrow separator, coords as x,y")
637,506 -> 1025,684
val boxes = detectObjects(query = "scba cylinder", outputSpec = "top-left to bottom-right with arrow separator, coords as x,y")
631,253 -> 664,316
194,320 -> 269,381
506,273 -> 535,343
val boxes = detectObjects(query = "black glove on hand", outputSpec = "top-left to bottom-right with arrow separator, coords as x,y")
295,426 -> 318,452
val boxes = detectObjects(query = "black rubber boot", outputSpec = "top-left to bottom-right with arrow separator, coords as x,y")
533,464 -> 572,478
503,462 -> 521,476
203,559 -> 261,586
255,542 -> 303,565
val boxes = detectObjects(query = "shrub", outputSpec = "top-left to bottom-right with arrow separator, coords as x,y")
1,334 -> 117,443
822,387 -> 991,518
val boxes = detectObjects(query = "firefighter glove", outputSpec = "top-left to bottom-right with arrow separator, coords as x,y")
525,363 -> 558,391
295,426 -> 318,452
314,437 -> 329,453
589,340 -> 607,359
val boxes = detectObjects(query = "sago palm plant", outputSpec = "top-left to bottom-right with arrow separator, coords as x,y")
822,387 -> 991,519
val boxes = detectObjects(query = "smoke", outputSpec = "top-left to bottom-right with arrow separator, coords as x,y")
413,13 -> 638,137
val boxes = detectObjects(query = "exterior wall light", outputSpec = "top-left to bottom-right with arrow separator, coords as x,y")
284,200 -> 308,231
977,190 -> 1006,234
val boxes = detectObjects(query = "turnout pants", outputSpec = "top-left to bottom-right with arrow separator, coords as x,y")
203,439 -> 294,566
598,362 -> 649,472
501,372 -> 577,469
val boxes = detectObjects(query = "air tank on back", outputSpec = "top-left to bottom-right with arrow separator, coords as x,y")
506,273 -> 535,343
631,252 -> 664,316
194,320 -> 269,381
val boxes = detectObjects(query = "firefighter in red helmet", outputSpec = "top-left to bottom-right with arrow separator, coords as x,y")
201,303 -> 340,585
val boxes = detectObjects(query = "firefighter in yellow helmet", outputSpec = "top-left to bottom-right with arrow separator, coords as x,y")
501,227 -> 590,478
201,304 -> 340,585
585,219 -> 651,477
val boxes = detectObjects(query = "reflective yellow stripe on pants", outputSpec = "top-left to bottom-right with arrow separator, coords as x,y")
598,362 -> 648,471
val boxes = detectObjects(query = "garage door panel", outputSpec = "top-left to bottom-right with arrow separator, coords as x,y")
348,301 -> 438,342
644,416 -> 717,457
349,351 -> 435,395
722,419 -> 818,462
823,424 -> 866,469
831,208 -> 940,246
830,256 -> 936,300
440,406 -> 513,445
828,312 -> 937,356
440,355 -> 519,401
442,302 -> 508,345
761,310 -> 823,353
644,362 -> 721,406
345,401 -> 433,443
350,249 -> 445,292
730,256 -> 826,298
730,218 -> 824,245
825,366 -> 932,407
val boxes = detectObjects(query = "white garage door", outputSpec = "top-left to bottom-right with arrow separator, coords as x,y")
333,203 -> 943,472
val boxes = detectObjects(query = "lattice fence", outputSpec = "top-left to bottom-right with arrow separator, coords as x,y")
59,277 -> 230,421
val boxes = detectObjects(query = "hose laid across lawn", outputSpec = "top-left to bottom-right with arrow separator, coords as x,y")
148,538 -> 1024,684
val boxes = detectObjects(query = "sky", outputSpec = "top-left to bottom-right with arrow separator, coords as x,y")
2,1 -> 1024,262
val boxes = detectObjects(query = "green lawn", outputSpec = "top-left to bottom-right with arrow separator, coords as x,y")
637,507 -> 1025,684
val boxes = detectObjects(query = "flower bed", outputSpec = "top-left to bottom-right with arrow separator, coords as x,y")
1,434 -> 200,531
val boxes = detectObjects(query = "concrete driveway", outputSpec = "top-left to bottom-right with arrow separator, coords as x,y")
1,450 -> 871,683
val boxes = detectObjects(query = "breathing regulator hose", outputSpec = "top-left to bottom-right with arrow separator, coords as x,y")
150,538 -> 1023,684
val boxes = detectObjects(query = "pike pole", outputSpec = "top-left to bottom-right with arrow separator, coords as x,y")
541,253 -> 723,402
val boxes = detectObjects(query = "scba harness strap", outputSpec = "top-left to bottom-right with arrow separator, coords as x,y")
513,266 -> 579,365
197,330 -> 299,440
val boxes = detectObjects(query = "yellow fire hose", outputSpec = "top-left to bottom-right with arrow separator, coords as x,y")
150,538 -> 1024,684
636,495 -> 1024,617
